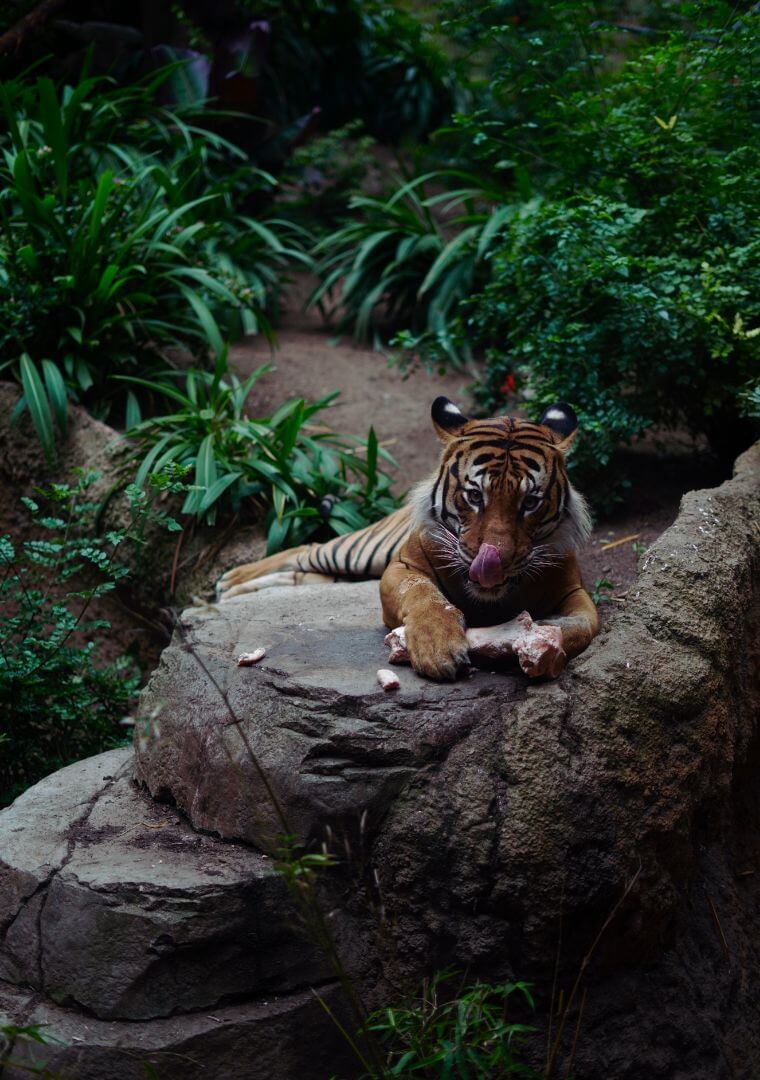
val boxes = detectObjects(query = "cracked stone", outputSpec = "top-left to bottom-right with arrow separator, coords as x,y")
0,750 -> 328,1020
0,978 -> 355,1080
134,583 -> 526,844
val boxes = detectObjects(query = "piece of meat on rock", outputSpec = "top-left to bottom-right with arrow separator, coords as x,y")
384,611 -> 566,680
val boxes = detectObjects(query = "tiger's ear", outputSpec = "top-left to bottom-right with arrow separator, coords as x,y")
539,402 -> 578,453
431,396 -> 469,441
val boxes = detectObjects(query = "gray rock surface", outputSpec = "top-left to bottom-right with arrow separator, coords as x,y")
133,443 -> 760,1079
0,978 -> 354,1080
0,750 -> 327,1021
134,583 -> 525,845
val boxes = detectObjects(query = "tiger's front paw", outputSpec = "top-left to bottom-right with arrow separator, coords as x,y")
405,613 -> 469,682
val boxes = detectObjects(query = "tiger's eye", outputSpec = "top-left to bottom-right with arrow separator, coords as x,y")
467,488 -> 483,508
523,494 -> 542,511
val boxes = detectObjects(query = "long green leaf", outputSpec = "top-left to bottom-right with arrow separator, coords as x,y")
125,391 -> 142,429
88,170 -> 114,245
41,359 -> 68,437
179,286 -> 224,356
18,354 -> 55,462
38,77 -> 68,199
199,472 -> 242,512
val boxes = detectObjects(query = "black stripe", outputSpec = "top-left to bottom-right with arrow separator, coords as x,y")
364,517 -> 408,574
322,530 -> 356,571
340,527 -> 374,575
348,519 -> 386,574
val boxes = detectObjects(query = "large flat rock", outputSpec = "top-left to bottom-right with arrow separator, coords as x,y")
134,581 -> 525,845
0,750 -> 326,1021
0,978 -> 354,1080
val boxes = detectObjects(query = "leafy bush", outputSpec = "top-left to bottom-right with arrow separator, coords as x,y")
125,353 -> 401,550
463,7 -> 760,490
465,194 -> 759,492
0,471 -> 181,805
233,0 -> 456,142
364,969 -> 539,1078
347,4 -> 759,497
281,120 -> 376,232
0,69 -> 305,456
311,172 -> 510,357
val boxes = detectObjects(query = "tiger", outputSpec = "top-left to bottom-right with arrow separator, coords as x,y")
217,396 -> 599,680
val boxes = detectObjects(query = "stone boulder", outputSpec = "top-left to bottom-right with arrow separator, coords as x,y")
1,442 -> 758,1079
0,749 -> 355,1079
133,441 -> 760,1078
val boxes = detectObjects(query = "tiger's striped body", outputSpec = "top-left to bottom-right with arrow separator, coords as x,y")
216,504 -> 414,595
218,398 -> 599,680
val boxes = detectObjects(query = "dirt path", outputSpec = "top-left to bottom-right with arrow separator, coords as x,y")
229,281 -> 473,490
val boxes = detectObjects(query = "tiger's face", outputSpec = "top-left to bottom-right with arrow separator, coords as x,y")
418,397 -> 591,601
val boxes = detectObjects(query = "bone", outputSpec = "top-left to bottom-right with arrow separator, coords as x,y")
513,620 -> 565,678
377,668 -> 400,691
384,611 -> 566,679
384,626 -> 410,664
236,648 -> 266,666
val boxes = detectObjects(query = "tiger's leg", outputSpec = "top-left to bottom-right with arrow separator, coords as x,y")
380,555 -> 469,682
217,545 -> 312,599
220,569 -> 337,600
539,585 -> 598,657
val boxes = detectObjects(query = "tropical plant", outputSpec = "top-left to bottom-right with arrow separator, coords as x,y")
464,192 -> 759,495
0,469 -> 183,805
311,172 -> 511,359
232,0 -> 456,142
364,969 -> 539,1078
124,353 -> 401,550
375,3 -> 760,495
0,69 -> 305,457
281,119 -> 376,232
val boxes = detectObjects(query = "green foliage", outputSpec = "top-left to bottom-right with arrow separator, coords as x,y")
591,577 -> 615,606
282,120 -> 376,232
359,3 -> 760,497
234,0 -> 456,141
0,68 -> 305,452
0,1021 -> 58,1077
364,969 -> 539,1078
311,172 -> 510,357
466,192 -> 759,492
125,353 -> 401,550
0,471 -> 181,806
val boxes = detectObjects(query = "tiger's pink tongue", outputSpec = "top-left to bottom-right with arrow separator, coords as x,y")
468,543 -> 503,588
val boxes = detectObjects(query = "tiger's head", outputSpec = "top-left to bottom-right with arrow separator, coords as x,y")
414,396 -> 592,602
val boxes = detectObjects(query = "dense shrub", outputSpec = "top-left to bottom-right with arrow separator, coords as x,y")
281,120 -> 376,232
461,8 -> 760,492
311,172 -> 510,356
364,969 -> 539,1078
465,194 -> 759,491
0,472 -> 181,805
347,3 -> 760,497
0,69 -> 305,454
233,0 -> 456,142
